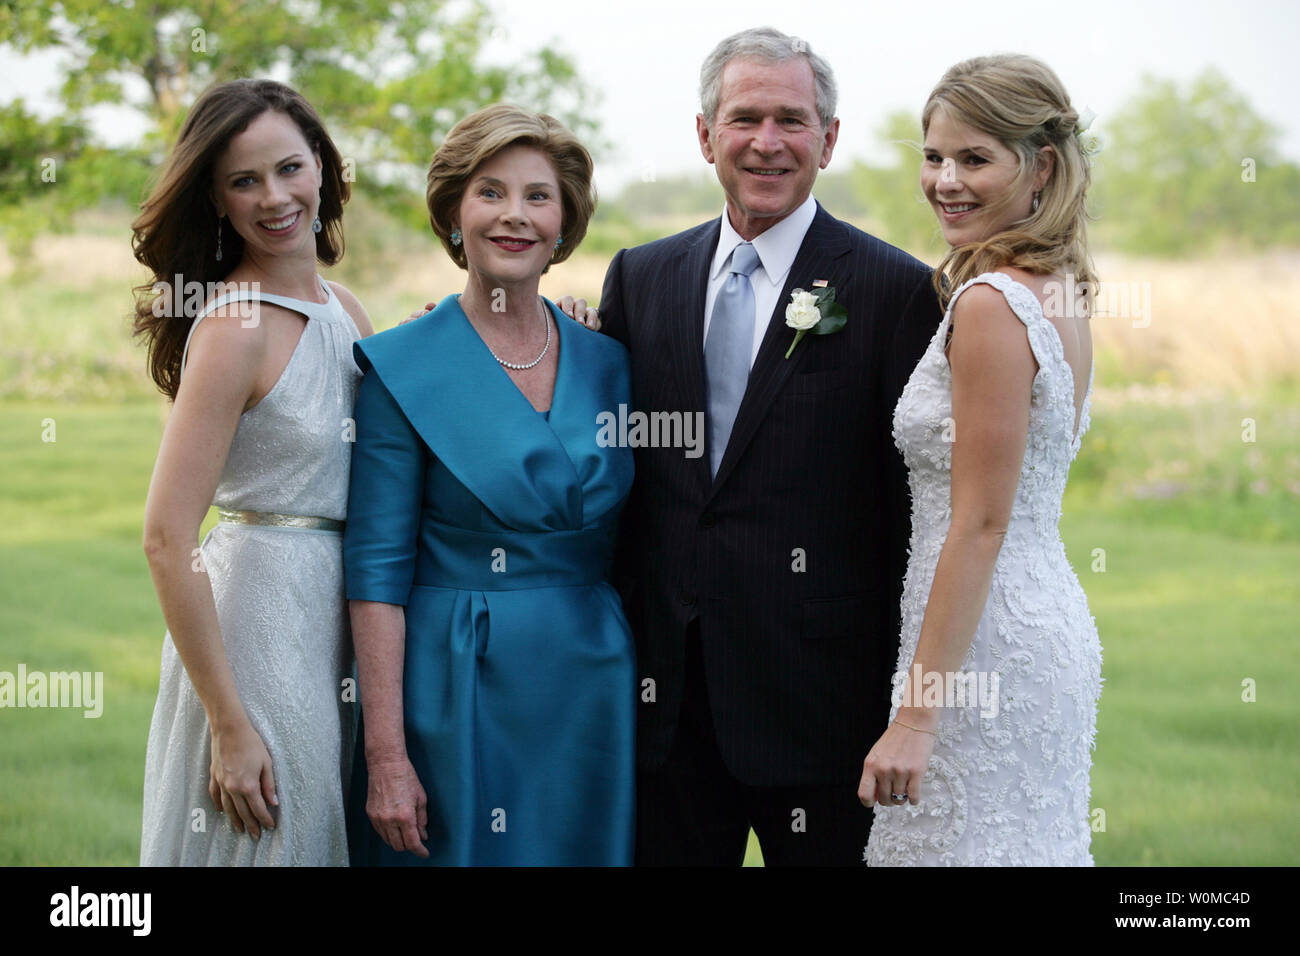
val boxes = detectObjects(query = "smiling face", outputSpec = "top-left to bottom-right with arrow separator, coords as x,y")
697,56 -> 839,240
211,109 -> 323,265
453,144 -> 563,289
921,106 -> 1051,247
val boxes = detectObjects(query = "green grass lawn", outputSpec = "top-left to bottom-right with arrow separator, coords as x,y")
1,399 -> 1296,865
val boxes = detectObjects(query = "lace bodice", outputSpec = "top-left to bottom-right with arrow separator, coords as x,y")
892,270 -> 1093,556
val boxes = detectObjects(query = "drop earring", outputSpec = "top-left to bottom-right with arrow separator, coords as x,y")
216,216 -> 223,262
312,216 -> 322,233
1032,191 -> 1041,213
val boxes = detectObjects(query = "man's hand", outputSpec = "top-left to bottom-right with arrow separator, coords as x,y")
557,295 -> 600,331
400,302 -> 437,326
401,298 -> 600,331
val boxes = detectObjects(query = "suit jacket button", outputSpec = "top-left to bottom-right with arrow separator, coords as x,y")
699,512 -> 716,529
679,591 -> 696,606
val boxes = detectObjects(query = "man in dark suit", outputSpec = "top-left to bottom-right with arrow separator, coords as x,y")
598,26 -> 942,865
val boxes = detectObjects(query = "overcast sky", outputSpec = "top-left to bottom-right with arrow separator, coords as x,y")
2,0 -> 1297,195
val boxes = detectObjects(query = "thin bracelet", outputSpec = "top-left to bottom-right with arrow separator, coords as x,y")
894,718 -> 937,736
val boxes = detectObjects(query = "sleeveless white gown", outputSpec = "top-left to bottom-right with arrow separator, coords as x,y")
865,271 -> 1103,867
140,280 -> 361,865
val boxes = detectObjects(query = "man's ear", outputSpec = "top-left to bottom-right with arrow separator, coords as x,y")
818,117 -> 841,170
696,114 -> 715,165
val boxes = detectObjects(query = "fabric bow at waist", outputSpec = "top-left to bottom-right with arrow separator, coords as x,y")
414,520 -> 618,591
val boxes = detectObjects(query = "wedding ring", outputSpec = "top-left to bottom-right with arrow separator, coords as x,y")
891,792 -> 908,802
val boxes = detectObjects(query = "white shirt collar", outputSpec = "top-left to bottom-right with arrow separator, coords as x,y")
710,193 -> 818,287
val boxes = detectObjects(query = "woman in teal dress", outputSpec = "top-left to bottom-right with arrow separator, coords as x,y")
343,104 -> 635,865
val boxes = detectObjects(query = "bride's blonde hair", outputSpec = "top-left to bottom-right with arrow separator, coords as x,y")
923,54 -> 1097,312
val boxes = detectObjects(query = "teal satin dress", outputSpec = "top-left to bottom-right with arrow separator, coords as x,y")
343,294 -> 636,866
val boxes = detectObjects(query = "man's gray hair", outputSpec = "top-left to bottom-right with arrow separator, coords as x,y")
699,27 -> 838,130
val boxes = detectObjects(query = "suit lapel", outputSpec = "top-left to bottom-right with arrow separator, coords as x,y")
668,220 -> 720,498
708,203 -> 853,498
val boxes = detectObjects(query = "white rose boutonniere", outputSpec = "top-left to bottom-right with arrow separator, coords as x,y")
786,290 -> 822,330
784,284 -> 848,359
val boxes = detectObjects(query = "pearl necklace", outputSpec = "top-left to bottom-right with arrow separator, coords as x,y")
482,297 -> 551,370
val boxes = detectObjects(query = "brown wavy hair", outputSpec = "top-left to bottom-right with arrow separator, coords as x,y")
923,55 -> 1097,312
426,103 -> 596,272
131,79 -> 349,400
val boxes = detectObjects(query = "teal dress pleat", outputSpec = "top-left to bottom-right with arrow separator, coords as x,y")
343,295 -> 636,865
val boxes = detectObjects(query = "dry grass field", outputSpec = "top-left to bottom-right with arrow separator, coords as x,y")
3,222 -> 1298,400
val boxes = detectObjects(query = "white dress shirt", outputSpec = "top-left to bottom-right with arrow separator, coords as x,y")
702,193 -> 818,368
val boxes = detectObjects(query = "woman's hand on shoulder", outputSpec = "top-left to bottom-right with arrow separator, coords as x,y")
327,280 -> 375,337
556,295 -> 600,331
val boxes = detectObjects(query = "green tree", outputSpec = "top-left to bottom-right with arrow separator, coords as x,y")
851,110 -> 945,259
1092,68 -> 1300,254
0,97 -> 148,262
0,0 -> 601,237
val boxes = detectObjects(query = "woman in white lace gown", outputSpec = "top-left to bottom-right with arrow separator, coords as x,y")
860,55 -> 1103,866
133,80 -> 373,864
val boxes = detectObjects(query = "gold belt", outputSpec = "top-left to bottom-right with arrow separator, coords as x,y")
216,507 -> 344,533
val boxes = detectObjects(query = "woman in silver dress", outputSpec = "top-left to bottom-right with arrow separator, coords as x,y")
133,79 -> 373,865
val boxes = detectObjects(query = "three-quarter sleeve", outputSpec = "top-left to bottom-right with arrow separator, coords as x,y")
343,369 -> 427,605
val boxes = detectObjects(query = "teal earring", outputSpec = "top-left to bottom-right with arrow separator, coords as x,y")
450,227 -> 462,246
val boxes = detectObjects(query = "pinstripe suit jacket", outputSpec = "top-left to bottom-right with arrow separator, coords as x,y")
599,202 -> 942,787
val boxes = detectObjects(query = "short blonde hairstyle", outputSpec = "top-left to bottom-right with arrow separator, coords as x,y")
426,104 -> 596,270
922,54 -> 1097,312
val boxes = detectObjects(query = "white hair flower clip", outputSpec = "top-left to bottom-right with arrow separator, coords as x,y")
1074,106 -> 1101,157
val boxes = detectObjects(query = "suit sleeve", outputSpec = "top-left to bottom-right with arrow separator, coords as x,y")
343,368 -> 427,606
595,247 -> 641,613
874,268 -> 943,700
598,248 -> 630,347
884,270 -> 943,404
